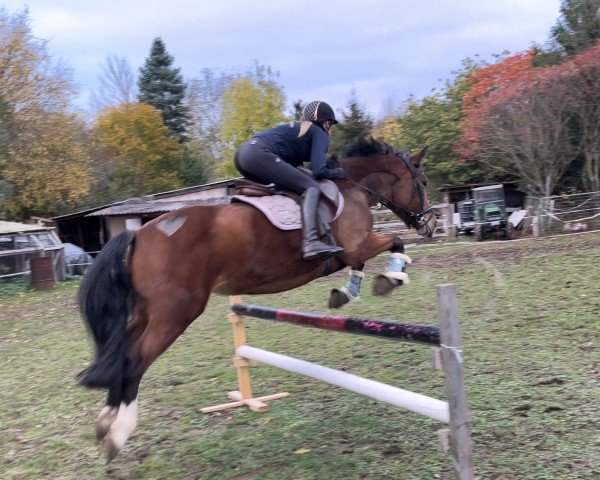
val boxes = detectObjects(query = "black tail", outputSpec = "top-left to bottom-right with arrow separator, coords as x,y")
77,230 -> 136,389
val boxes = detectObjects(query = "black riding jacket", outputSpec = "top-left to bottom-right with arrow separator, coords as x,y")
255,121 -> 342,180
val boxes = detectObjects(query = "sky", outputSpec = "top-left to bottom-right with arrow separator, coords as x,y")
2,0 -> 561,118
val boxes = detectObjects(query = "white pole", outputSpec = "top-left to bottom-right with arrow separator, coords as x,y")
237,345 -> 450,424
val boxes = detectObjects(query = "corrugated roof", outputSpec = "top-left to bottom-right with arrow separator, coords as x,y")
437,181 -> 517,193
52,177 -> 241,221
0,221 -> 52,235
87,197 -> 230,216
151,178 -> 240,199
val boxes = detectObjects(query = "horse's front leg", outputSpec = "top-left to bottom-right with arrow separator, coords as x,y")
372,237 -> 413,297
328,233 -> 406,308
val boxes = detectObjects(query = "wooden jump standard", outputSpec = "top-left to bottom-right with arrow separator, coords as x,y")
202,284 -> 473,480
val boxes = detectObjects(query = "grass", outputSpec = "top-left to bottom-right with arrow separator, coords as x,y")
1,233 -> 599,479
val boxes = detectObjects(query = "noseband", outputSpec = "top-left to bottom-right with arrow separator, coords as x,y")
344,153 -> 434,234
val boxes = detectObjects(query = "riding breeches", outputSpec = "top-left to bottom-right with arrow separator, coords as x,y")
234,138 -> 319,194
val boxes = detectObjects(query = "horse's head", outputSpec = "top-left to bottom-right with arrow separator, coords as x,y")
397,147 -> 437,237
341,139 -> 437,237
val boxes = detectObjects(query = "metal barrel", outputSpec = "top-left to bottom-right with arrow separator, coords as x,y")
30,257 -> 55,291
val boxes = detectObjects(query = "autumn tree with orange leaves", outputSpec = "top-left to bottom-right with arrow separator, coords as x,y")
456,44 -> 600,196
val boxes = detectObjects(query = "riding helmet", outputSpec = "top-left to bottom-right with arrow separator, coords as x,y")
302,101 -> 339,124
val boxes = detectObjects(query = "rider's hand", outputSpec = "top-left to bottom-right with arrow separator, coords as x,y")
326,155 -> 342,169
325,167 -> 345,179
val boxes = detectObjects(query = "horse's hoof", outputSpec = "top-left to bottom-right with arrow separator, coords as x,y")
328,288 -> 351,309
372,275 -> 400,296
95,407 -> 118,441
103,436 -> 120,463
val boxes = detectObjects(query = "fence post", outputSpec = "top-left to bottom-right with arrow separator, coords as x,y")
437,284 -> 474,480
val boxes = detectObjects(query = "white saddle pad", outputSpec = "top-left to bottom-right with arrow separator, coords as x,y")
232,192 -> 344,231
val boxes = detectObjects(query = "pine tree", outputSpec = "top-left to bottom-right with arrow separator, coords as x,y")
138,37 -> 189,141
551,0 -> 600,56
291,100 -> 305,120
329,93 -> 373,157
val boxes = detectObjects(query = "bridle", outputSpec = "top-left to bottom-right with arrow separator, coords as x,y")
343,153 -> 435,235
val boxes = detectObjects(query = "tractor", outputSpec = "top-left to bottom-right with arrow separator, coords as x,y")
472,184 -> 515,241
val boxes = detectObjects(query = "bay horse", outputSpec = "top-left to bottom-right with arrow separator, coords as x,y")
78,138 -> 436,461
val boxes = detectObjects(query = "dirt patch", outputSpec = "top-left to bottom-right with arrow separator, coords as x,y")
411,233 -> 600,270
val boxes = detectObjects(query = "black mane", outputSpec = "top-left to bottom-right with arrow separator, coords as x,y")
343,137 -> 404,158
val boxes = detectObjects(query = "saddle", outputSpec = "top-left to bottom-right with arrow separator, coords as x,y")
231,170 -> 344,235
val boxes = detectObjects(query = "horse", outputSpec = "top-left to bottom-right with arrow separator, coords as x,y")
78,138 -> 437,461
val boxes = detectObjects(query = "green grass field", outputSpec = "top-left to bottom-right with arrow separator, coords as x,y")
1,233 -> 599,479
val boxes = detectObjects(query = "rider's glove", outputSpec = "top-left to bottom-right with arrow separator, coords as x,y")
324,167 -> 345,180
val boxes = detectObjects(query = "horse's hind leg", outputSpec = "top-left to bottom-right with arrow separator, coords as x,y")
95,388 -> 120,441
103,293 -> 206,461
95,302 -> 149,442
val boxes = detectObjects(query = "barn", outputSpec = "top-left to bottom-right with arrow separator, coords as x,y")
52,179 -> 238,253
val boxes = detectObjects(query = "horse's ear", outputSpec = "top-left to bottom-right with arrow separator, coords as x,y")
413,145 -> 429,165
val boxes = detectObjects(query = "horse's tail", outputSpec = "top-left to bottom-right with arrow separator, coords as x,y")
77,230 -> 136,390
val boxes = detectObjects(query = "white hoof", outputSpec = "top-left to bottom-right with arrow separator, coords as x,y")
103,436 -> 120,463
95,406 -> 118,441
104,400 -> 138,461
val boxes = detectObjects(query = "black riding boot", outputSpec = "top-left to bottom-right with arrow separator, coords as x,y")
301,187 -> 344,260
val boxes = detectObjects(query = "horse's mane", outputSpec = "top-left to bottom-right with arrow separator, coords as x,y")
343,137 -> 404,158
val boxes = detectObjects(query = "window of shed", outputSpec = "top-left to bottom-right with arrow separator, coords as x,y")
14,235 -> 34,249
36,233 -> 57,247
0,236 -> 12,250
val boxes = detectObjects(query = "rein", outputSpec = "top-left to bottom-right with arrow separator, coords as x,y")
343,154 -> 434,232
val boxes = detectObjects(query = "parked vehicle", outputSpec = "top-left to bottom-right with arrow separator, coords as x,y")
472,185 -> 515,241
457,199 -> 476,235
64,243 -> 94,276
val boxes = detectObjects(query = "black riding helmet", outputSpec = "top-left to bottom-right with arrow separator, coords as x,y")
302,101 -> 339,124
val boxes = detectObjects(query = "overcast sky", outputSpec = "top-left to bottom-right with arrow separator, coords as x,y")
3,0 -> 561,118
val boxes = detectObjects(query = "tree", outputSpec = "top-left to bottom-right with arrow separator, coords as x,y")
378,59 -> 493,194
457,52 -> 582,196
563,41 -> 600,191
219,64 -> 286,176
551,0 -> 600,56
177,141 -> 212,187
328,92 -> 373,157
186,68 -> 233,177
457,52 -> 534,159
0,92 -> 9,165
90,55 -> 136,112
0,8 -> 92,219
4,112 -> 93,218
0,92 -> 11,218
95,102 -> 184,198
138,37 -> 189,141
291,100 -> 305,120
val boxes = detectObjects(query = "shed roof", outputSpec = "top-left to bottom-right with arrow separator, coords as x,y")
0,221 -> 52,235
437,181 -> 518,193
87,197 -> 230,217
54,178 -> 241,221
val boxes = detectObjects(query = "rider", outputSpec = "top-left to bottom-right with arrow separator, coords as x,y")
234,101 -> 345,261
